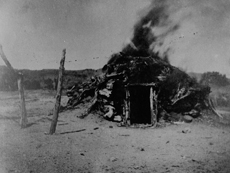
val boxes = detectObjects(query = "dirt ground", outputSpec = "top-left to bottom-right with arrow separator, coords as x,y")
0,90 -> 230,173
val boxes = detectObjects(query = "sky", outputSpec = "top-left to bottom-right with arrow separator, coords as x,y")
0,0 -> 230,77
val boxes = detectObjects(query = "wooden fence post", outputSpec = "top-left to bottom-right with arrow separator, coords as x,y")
49,49 -> 66,134
0,45 -> 28,128
18,73 -> 28,128
123,88 -> 130,126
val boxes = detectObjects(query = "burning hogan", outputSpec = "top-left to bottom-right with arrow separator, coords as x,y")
65,0 -> 221,126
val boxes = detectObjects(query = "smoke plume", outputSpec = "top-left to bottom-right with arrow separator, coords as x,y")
122,0 -> 181,58
122,0 -> 230,76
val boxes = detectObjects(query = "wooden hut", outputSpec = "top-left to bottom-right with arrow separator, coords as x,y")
66,52 -> 212,126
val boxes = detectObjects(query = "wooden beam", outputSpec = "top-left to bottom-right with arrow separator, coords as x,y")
18,73 -> 28,128
128,83 -> 156,87
150,87 -> 157,127
49,49 -> 66,134
80,90 -> 98,118
0,45 -> 17,76
123,88 -> 130,126
0,45 -> 28,128
208,98 -> 223,118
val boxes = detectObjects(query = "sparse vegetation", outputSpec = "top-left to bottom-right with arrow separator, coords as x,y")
200,71 -> 230,87
0,66 -> 101,91
198,71 -> 230,109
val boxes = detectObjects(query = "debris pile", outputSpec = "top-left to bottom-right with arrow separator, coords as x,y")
65,52 -> 220,126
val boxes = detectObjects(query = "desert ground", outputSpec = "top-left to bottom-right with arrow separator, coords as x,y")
0,90 -> 230,173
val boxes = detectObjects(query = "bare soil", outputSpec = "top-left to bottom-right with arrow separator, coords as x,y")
0,90 -> 230,173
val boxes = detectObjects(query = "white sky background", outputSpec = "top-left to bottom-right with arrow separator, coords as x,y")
0,0 -> 230,77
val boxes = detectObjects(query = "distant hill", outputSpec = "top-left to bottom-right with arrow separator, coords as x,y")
1,65 -> 229,91
0,66 -> 102,91
188,72 -> 230,84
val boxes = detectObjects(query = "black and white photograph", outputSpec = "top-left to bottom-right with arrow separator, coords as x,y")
0,0 -> 230,172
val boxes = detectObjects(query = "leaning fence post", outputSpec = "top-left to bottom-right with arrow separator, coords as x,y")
0,45 -> 28,128
49,49 -> 66,134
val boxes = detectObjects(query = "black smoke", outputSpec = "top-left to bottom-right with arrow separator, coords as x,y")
122,0 -> 180,60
